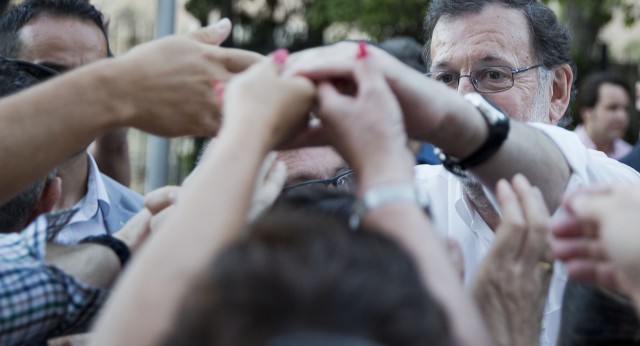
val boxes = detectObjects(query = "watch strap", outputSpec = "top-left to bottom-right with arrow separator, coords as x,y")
80,234 -> 130,267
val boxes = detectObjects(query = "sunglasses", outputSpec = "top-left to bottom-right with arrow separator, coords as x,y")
2,57 -> 59,80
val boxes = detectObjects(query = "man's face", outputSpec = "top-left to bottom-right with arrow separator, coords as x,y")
584,83 -> 629,142
429,4 -> 551,123
277,147 -> 349,187
17,14 -> 107,72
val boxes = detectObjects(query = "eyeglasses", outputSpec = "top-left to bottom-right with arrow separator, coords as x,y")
283,170 -> 356,193
0,57 -> 59,81
425,64 -> 542,93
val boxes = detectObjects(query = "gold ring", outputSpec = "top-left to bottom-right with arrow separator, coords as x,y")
537,260 -> 553,271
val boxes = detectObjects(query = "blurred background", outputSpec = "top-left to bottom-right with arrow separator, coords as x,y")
37,0 -> 640,191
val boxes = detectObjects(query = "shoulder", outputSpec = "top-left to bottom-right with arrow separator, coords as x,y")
101,174 -> 144,209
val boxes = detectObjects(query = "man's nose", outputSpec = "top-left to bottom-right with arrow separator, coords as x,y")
457,76 -> 476,95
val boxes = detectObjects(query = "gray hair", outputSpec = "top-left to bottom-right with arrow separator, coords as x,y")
423,0 -> 575,126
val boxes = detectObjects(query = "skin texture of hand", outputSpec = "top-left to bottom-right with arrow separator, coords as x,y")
221,54 -> 316,150
552,185 -> 640,300
471,174 -> 553,346
108,18 -> 264,137
286,42 -> 570,214
88,50 -> 317,346
315,50 -> 415,189
314,52 -> 490,346
0,19 -> 262,205
286,42 -> 480,146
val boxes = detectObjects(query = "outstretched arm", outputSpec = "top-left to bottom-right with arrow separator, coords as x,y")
88,55 -> 315,346
316,50 -> 491,346
286,42 -> 572,211
0,19 -> 262,204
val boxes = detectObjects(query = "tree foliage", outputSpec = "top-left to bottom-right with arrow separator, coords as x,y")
541,0 -> 640,72
184,0 -> 428,53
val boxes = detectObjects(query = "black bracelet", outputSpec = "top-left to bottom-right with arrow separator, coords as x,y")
80,234 -> 131,267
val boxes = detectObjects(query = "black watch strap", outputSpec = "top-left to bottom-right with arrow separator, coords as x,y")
80,234 -> 131,267
434,93 -> 510,177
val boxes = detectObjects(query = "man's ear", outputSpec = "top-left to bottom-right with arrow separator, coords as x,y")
25,177 -> 62,224
548,64 -> 573,124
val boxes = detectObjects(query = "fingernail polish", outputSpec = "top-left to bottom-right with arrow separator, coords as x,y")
212,80 -> 225,99
356,40 -> 368,59
272,48 -> 289,65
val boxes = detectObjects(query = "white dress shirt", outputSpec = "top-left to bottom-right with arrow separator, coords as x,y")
414,123 -> 640,345
51,153 -> 110,245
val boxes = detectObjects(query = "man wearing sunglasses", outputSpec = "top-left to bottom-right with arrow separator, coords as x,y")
0,0 -> 144,245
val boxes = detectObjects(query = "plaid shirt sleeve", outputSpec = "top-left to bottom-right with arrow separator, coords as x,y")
0,212 -> 108,346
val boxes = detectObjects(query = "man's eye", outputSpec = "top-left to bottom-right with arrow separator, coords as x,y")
477,68 -> 507,81
436,73 -> 456,84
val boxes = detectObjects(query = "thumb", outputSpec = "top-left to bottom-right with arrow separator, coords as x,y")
187,18 -> 231,45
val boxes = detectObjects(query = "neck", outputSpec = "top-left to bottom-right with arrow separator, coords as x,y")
53,152 -> 89,210
462,181 -> 501,231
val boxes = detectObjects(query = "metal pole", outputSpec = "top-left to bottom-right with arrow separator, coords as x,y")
144,0 -> 175,193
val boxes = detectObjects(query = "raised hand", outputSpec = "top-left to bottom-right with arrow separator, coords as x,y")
552,185 -> 640,297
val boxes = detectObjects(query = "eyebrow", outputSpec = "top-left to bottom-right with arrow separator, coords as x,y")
431,55 -> 511,71
37,61 -> 70,73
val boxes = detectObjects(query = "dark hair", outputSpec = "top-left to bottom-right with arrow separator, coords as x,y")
162,209 -> 453,346
423,0 -> 572,71
379,37 -> 426,73
558,280 -> 640,345
577,72 -> 629,111
423,0 -> 575,126
0,0 -> 109,58
0,57 -> 52,232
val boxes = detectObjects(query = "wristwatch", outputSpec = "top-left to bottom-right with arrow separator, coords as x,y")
434,92 -> 510,177
349,183 -> 431,230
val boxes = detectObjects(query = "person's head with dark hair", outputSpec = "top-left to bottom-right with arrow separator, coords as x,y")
575,72 -> 631,158
379,37 -> 426,74
161,198 -> 453,346
0,0 -> 109,70
0,57 -> 59,232
423,0 -> 574,127
559,280 -> 640,346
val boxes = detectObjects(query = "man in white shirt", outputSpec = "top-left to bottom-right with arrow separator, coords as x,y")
285,1 -> 640,344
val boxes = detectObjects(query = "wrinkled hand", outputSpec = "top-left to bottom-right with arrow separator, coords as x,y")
552,185 -> 640,296
222,52 -> 316,149
315,49 -> 414,188
286,42 -> 458,141
471,174 -> 553,346
110,19 -> 263,137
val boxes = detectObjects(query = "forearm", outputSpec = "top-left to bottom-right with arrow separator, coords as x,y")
45,244 -> 121,289
89,130 -> 269,346
471,123 -> 570,211
365,204 -> 492,346
357,149 -> 491,346
0,59 -> 124,204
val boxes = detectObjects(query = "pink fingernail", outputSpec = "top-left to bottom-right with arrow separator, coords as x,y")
356,41 -> 368,60
271,48 -> 289,65
212,80 -> 225,99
